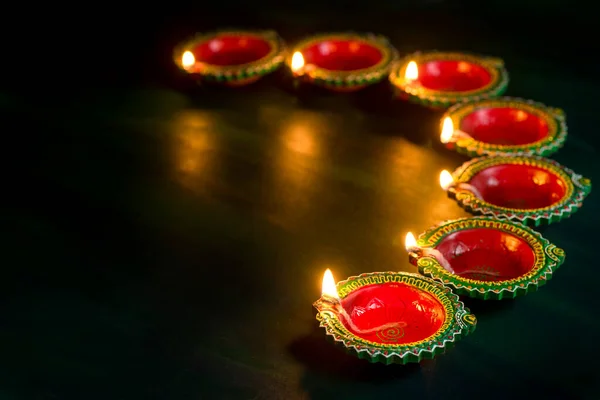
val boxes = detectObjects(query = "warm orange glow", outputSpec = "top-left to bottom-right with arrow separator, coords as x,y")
284,124 -> 315,155
515,110 -> 528,122
457,61 -> 471,73
182,51 -> 196,69
532,170 -> 550,186
439,170 -> 454,191
173,111 -> 216,179
440,117 -> 454,144
291,52 -> 305,72
405,61 -> 418,81
321,269 -> 340,300
404,232 -> 418,251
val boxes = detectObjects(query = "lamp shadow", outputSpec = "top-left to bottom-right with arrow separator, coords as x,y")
273,70 -> 368,106
351,84 -> 445,145
170,67 -> 281,100
460,297 -> 516,316
288,324 -> 421,383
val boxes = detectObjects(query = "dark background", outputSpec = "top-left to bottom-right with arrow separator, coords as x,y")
5,2 -> 596,87
3,2 -> 599,400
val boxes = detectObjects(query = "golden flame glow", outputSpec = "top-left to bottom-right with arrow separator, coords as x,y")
532,170 -> 550,186
321,269 -> 340,300
457,61 -> 471,73
515,110 -> 528,122
404,232 -> 418,251
182,51 -> 196,69
405,61 -> 418,80
291,52 -> 305,72
440,117 -> 454,144
173,111 -> 216,182
439,170 -> 454,191
284,124 -> 316,155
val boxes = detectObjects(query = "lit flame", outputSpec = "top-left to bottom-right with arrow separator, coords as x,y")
321,269 -> 340,301
440,117 -> 454,143
291,52 -> 305,72
182,51 -> 196,69
404,232 -> 418,251
439,170 -> 454,191
405,61 -> 418,81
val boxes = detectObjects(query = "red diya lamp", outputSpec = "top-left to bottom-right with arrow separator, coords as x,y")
439,156 -> 592,226
440,97 -> 568,157
404,217 -> 566,300
313,269 -> 476,364
286,32 -> 398,92
174,30 -> 285,86
389,51 -> 509,109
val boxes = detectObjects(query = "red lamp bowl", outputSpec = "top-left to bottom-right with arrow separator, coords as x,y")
389,51 -> 509,109
174,30 -> 285,86
442,97 -> 567,157
313,272 -> 476,364
446,156 -> 592,226
409,217 -> 566,300
287,32 -> 398,92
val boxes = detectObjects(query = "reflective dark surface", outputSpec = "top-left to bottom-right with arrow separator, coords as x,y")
3,5 -> 599,400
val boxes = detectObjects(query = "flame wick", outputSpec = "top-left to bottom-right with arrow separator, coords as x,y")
439,170 -> 455,191
405,61 -> 418,81
456,183 -> 485,200
404,232 -> 419,252
181,51 -> 196,70
440,117 -> 474,144
291,51 -> 305,73
321,268 -> 340,301
440,171 -> 484,200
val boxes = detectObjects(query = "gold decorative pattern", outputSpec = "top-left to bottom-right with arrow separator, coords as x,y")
442,97 -> 567,157
313,272 -> 476,364
447,156 -> 591,226
173,30 -> 285,79
286,32 -> 398,87
413,217 -> 566,300
389,51 -> 509,108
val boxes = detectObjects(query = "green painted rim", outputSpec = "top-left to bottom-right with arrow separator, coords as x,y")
287,32 -> 399,89
447,156 -> 592,226
442,97 -> 567,157
389,51 -> 509,108
313,271 -> 476,365
411,217 -> 566,300
173,29 -> 285,83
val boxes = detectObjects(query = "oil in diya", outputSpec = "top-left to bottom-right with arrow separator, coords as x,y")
439,156 -> 592,226
389,51 -> 509,109
404,217 -> 566,300
440,97 -> 568,158
174,29 -> 286,86
286,32 -> 398,92
313,268 -> 476,364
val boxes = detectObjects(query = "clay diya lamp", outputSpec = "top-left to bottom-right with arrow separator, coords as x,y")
174,29 -> 285,86
440,97 -> 568,157
389,51 -> 509,109
313,269 -> 476,364
405,217 -> 566,300
439,156 -> 592,226
287,32 -> 398,92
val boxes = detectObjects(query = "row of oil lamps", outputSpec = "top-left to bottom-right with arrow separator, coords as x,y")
173,29 -> 592,365
174,30 -> 508,108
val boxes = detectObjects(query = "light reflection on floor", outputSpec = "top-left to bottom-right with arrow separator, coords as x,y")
172,110 -> 219,192
267,112 -> 326,229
